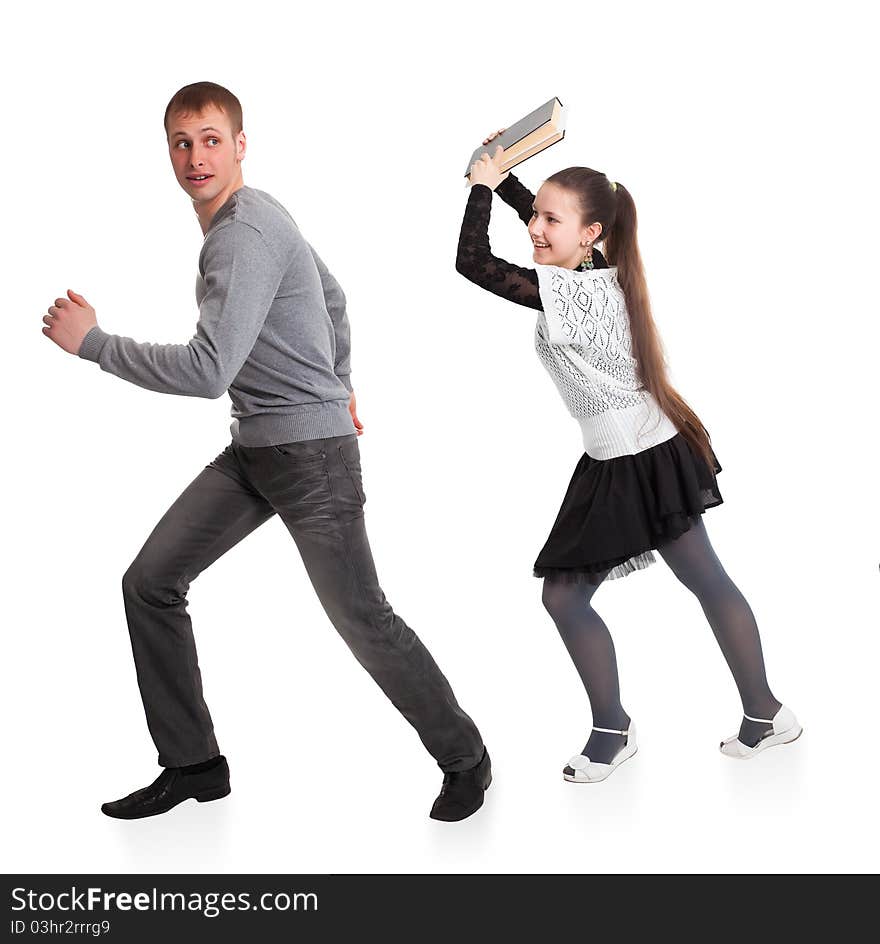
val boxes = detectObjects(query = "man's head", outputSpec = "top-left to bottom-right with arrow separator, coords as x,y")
164,82 -> 246,205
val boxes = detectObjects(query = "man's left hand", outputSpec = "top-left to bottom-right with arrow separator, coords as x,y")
42,289 -> 98,355
349,391 -> 364,436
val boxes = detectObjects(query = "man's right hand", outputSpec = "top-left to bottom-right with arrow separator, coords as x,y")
42,289 -> 98,355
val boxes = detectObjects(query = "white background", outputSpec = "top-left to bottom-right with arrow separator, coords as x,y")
4,0 -> 878,874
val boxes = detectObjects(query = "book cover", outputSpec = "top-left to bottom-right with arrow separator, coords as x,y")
464,97 -> 566,177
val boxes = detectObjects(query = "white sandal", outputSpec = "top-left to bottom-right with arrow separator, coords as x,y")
719,705 -> 803,759
563,722 -> 638,783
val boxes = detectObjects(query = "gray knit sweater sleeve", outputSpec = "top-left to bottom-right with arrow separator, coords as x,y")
307,244 -> 352,391
77,220 -> 286,399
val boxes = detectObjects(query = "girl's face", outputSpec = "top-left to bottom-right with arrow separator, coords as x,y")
528,182 -> 601,270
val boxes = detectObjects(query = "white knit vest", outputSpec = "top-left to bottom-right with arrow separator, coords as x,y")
535,264 -> 678,460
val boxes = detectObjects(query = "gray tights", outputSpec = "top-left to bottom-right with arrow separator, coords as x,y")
541,517 -> 781,763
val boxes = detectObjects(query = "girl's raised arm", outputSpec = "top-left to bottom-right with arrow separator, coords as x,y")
495,173 -> 537,226
478,129 -> 536,225
455,183 -> 543,311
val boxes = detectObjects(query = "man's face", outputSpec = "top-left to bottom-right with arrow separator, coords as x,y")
167,105 -> 245,202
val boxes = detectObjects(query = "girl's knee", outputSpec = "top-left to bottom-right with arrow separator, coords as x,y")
541,580 -> 561,614
668,560 -> 731,599
541,579 -> 581,618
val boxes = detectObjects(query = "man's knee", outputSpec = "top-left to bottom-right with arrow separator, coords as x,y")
122,557 -> 187,608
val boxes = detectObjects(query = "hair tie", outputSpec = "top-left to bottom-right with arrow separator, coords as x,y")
610,180 -> 618,192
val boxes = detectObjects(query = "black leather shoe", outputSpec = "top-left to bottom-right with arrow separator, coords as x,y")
101,757 -> 230,819
429,748 -> 491,822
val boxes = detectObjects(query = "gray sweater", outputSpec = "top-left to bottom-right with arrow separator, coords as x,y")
78,185 -> 356,446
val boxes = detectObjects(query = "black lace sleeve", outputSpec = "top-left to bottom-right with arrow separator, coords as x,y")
454,183 -> 543,311
494,173 -> 536,226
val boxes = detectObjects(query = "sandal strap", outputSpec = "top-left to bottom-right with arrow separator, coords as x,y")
743,712 -> 774,724
592,725 -> 628,735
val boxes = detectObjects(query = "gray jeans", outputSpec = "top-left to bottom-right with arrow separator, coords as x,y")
120,434 -> 484,772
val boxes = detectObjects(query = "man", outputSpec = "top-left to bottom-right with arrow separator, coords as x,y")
42,81 -> 490,822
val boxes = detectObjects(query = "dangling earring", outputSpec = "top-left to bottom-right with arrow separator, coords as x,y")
578,240 -> 594,271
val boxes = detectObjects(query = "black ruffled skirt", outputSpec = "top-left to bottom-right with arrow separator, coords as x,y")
533,432 -> 723,584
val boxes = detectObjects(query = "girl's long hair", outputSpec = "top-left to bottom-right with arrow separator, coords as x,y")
546,167 -> 715,470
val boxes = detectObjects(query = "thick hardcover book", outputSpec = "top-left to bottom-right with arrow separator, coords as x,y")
464,97 -> 566,177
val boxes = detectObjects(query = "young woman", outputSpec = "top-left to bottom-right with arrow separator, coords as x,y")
455,132 -> 801,782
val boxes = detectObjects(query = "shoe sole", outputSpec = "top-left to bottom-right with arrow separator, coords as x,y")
196,784 -> 232,802
563,746 -> 638,783
719,725 -> 803,759
101,784 -> 231,819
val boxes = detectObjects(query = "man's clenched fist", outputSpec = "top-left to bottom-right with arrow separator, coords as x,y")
42,289 -> 98,355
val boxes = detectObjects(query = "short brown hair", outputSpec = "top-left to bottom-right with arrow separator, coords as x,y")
163,81 -> 243,138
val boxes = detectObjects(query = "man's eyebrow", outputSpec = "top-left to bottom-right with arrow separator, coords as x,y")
172,126 -> 223,138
